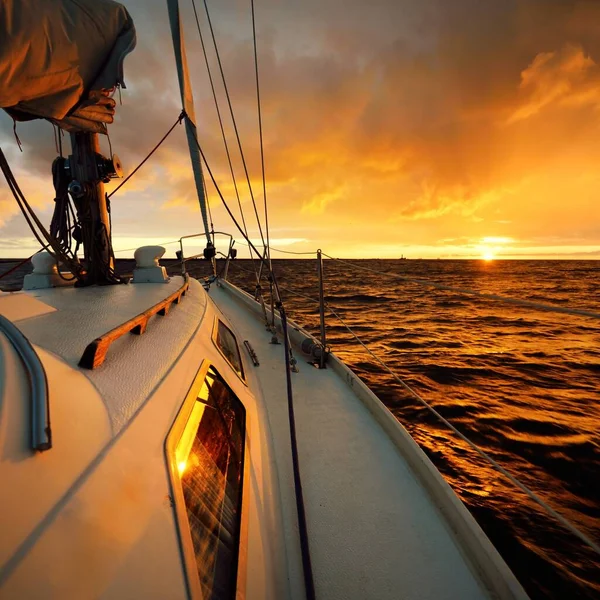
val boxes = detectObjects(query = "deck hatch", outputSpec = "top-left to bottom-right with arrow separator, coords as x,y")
167,363 -> 246,600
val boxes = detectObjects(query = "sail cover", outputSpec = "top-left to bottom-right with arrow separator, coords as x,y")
0,0 -> 136,132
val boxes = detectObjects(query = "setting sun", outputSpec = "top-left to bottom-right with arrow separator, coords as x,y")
481,249 -> 495,261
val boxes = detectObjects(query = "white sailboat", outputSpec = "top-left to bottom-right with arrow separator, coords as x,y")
0,1 -> 530,598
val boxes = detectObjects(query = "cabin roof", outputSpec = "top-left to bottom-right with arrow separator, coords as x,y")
9,276 -> 206,433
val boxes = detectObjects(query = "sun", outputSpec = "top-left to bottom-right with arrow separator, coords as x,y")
481,248 -> 495,261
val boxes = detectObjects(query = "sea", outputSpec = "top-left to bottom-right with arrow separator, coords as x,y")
1,257 -> 598,599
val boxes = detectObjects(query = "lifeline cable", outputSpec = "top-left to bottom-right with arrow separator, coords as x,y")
198,0 -> 267,253
187,132 -> 316,599
271,275 -> 600,556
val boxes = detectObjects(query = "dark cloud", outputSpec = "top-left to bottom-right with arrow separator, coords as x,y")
2,0 -> 600,256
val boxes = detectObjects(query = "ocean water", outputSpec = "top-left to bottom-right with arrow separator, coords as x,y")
219,257 -> 600,600
2,257 -> 598,598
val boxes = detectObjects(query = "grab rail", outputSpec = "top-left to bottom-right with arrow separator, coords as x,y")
79,276 -> 189,369
0,315 -> 51,451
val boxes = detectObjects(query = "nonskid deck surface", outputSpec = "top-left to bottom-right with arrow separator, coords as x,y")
5,277 -> 206,433
208,282 -> 490,600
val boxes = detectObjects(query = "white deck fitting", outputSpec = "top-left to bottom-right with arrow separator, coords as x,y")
208,281 -> 502,600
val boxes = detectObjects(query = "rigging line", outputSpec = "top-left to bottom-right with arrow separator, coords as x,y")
322,253 -> 600,321
190,134 -> 316,593
269,247 -> 316,256
202,166 -> 214,232
199,0 -> 267,252
256,274 -> 600,556
190,0 -> 249,239
324,302 -> 600,556
190,0 -> 259,283
250,0 -> 270,264
0,246 -> 49,281
233,239 -> 317,256
113,239 -> 181,254
107,111 -> 185,199
188,130 -> 268,268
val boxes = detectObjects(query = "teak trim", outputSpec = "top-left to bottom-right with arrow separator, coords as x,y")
78,276 -> 190,369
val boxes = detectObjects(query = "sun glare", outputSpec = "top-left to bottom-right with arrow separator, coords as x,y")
482,248 -> 495,261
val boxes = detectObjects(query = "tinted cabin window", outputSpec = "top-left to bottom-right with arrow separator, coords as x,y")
175,366 -> 245,599
215,320 -> 244,380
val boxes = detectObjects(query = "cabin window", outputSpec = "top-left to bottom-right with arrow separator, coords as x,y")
214,320 -> 244,380
174,365 -> 245,599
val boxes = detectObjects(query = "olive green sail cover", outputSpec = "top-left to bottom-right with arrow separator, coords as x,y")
0,0 -> 136,132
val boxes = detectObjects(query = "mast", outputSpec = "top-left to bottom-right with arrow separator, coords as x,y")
166,0 -> 213,248
68,132 -> 114,285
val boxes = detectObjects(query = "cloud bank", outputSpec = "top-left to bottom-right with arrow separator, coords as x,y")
1,0 -> 600,258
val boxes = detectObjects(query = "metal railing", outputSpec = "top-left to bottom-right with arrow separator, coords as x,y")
0,315 -> 51,451
213,237 -> 600,556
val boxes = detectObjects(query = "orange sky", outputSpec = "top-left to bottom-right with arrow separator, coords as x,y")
1,0 -> 600,259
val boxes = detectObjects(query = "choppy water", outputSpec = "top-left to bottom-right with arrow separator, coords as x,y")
2,257 -> 599,598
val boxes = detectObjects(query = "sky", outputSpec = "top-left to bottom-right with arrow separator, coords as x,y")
1,0 -> 600,259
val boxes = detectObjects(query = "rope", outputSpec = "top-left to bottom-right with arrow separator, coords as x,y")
0,250 -> 43,281
113,240 -> 181,254
231,239 -> 316,256
199,0 -> 267,253
269,247 -> 316,256
50,157 -> 76,256
188,134 -> 315,596
281,307 -> 316,600
322,254 -> 600,321
0,148 -> 83,280
190,0 -> 259,284
203,167 -> 214,233
107,111 -> 185,199
250,0 -> 270,264
252,271 -> 600,556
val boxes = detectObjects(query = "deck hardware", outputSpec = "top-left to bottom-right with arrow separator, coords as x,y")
78,276 -> 189,369
316,249 -> 327,369
178,231 -> 233,278
301,338 -> 329,368
0,315 -> 51,451
243,340 -> 259,366
222,238 -> 235,280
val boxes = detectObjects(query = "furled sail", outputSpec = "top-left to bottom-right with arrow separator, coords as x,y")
0,0 -> 136,133
166,0 -> 211,243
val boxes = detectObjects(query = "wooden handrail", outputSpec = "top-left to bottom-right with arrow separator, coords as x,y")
79,277 -> 190,369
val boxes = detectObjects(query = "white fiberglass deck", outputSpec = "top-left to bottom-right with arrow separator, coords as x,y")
12,277 -> 205,433
208,281 -> 511,600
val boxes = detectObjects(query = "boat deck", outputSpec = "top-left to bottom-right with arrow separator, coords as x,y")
8,277 -> 205,433
209,281 -> 497,600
